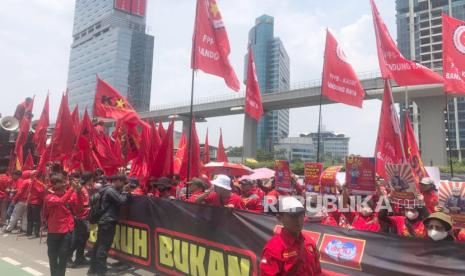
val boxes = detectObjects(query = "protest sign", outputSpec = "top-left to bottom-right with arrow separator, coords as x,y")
320,166 -> 343,194
385,163 -> 418,205
304,162 -> 323,193
346,156 -> 376,195
274,160 -> 292,192
439,181 -> 465,228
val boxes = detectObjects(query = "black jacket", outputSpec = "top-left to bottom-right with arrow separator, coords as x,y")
98,184 -> 128,224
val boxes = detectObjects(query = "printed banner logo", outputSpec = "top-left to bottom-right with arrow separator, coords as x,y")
453,26 -> 465,54
318,234 -> 366,271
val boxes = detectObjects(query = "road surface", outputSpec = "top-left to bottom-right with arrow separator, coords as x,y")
0,231 -> 154,276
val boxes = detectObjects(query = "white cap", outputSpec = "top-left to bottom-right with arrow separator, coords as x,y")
420,177 -> 434,185
211,174 -> 232,191
280,196 -> 305,213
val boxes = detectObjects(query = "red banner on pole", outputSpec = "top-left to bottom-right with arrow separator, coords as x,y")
346,156 -> 376,195
245,47 -> 263,121
443,14 -> 465,94
322,29 -> 365,108
304,162 -> 323,193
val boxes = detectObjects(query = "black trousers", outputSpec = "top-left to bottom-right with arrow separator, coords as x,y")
69,219 -> 89,262
26,204 -> 41,236
89,222 -> 116,274
47,232 -> 72,276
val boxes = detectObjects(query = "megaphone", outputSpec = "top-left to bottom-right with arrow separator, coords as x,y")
0,116 -> 19,132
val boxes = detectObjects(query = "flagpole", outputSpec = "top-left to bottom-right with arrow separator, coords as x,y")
444,92 -> 454,177
316,90 -> 323,163
186,69 -> 195,199
387,79 -> 407,162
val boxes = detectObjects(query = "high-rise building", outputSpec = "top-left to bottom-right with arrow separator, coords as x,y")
245,15 -> 290,152
396,0 -> 465,160
67,0 -> 154,115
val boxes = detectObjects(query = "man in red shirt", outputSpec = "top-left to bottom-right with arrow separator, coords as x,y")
5,171 -> 27,233
44,174 -> 78,276
14,97 -> 33,121
419,177 -> 439,214
68,172 -> 93,267
184,178 -> 207,203
25,172 -> 45,237
198,175 -> 244,209
260,196 -> 321,275
0,174 -> 9,225
240,179 -> 264,213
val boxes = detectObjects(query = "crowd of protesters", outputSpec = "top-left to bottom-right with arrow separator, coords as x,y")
0,162 -> 464,276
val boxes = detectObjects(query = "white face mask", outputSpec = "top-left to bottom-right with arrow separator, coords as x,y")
428,229 -> 448,241
405,210 -> 418,220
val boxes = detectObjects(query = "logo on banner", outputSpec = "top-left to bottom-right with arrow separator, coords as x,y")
453,26 -> 465,54
155,228 -> 258,276
319,234 -> 366,271
336,44 -> 348,63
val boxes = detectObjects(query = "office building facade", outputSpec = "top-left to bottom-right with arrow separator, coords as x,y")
396,0 -> 465,159
67,0 -> 154,115
245,15 -> 290,152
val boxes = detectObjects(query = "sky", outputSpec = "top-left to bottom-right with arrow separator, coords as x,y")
0,0 -> 397,156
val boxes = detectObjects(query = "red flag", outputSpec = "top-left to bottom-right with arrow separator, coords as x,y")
174,132 -> 187,175
245,47 -> 263,120
374,80 -> 405,178
92,132 -> 124,176
203,129 -> 210,164
158,121 -> 166,140
76,109 -> 99,171
191,0 -> 240,92
33,94 -> 49,155
151,121 -> 174,178
23,151 -> 34,171
149,121 -> 161,168
179,118 -> 202,180
50,93 -> 75,161
443,14 -> 465,94
370,0 -> 443,86
112,120 -> 141,163
403,111 -> 429,182
71,105 -> 80,136
14,97 -> 34,169
130,124 -> 151,186
322,29 -> 365,108
93,76 -> 140,121
216,129 -> 228,162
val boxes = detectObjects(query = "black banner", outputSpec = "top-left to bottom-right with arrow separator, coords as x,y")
88,196 -> 465,275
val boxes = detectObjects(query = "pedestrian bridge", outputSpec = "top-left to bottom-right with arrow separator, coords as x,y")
139,70 -> 447,165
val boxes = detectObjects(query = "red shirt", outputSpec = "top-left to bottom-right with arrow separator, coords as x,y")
242,188 -> 264,213
68,187 -> 89,220
44,188 -> 75,233
132,187 -> 145,195
0,175 -> 9,199
350,212 -> 381,233
260,228 -> 321,276
205,192 -> 245,209
13,179 -> 28,203
389,216 -> 425,238
423,190 -> 439,214
186,191 -> 204,203
26,180 -> 45,205
8,178 -> 23,200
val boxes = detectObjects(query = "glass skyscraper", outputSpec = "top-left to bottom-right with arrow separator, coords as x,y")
396,0 -> 465,159
245,15 -> 290,152
67,0 -> 154,115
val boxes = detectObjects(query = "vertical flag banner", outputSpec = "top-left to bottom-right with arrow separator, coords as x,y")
443,14 -> 465,94
374,80 -> 404,179
33,94 -> 49,155
370,0 -> 443,85
322,29 -> 365,108
216,129 -> 228,162
403,111 -> 428,182
191,0 -> 240,91
245,47 -> 263,120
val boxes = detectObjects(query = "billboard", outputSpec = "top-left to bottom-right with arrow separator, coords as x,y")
115,0 -> 147,17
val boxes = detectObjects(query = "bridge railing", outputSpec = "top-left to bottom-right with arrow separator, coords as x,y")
147,69 -> 382,112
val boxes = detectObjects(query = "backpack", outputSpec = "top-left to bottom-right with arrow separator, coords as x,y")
88,188 -> 106,224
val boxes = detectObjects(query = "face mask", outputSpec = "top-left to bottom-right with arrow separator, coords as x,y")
428,229 -> 448,241
405,211 -> 418,220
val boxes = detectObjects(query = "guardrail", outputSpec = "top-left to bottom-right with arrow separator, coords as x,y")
147,69 -> 383,112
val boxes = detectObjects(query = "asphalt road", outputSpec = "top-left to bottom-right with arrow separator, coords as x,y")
0,231 -> 154,276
